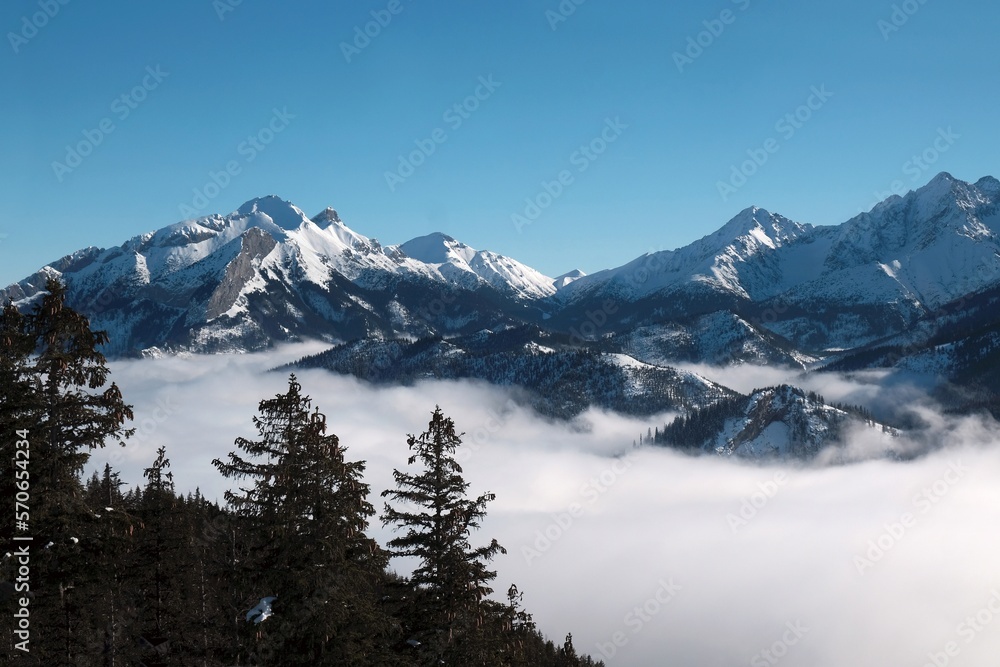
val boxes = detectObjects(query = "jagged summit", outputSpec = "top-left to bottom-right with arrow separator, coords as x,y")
311,207 -> 343,227
716,206 -> 782,235
558,205 -> 812,304
696,206 -> 809,253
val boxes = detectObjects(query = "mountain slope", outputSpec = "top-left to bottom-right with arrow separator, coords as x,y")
655,385 -> 896,459
600,311 -> 816,368
820,281 -> 1000,417
290,326 -> 736,419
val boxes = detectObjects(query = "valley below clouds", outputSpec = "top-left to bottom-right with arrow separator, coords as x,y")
89,343 -> 1000,667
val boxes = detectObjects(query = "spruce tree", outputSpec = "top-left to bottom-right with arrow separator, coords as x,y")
213,375 -> 391,666
83,463 -> 142,666
0,279 -> 134,664
381,405 -> 506,663
136,446 -> 177,644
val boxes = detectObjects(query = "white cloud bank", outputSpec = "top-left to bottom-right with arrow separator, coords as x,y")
88,344 -> 1000,667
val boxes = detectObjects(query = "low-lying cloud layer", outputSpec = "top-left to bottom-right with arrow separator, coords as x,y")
89,344 -> 1000,667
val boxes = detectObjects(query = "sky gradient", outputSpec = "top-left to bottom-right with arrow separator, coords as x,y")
2,0 -> 998,287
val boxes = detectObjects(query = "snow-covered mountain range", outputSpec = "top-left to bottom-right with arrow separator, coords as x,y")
5,172 -> 999,458
552,172 -> 1000,351
2,195 -> 562,355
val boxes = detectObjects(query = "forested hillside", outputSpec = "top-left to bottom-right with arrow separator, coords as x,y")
0,279 -> 602,666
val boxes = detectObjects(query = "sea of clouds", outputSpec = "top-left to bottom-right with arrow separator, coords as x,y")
87,343 -> 1000,667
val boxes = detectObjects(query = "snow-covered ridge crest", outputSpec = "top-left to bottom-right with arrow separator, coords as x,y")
0,195 -> 562,355
554,173 -> 1000,343
393,232 -> 558,298
557,205 -> 813,303
90,195 -> 557,298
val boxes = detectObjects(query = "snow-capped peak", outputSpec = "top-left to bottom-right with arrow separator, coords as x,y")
236,195 -> 311,231
399,232 -> 477,265
709,206 -> 808,246
310,207 -> 343,228
553,269 -> 586,289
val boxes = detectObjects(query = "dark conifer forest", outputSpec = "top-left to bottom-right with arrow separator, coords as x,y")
0,280 -> 603,666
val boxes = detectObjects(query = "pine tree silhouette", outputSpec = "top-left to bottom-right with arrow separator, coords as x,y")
213,375 -> 392,665
0,278 -> 134,663
381,405 -> 506,663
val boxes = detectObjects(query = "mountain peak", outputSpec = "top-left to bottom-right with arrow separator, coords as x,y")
903,171 -> 986,219
235,196 -> 309,230
311,207 -> 342,228
553,268 -> 586,289
709,206 -> 809,249
399,232 -> 472,264
722,206 -> 773,232
975,175 -> 1000,196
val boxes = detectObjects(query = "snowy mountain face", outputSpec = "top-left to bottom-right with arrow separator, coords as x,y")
550,173 -> 1000,352
822,280 -> 1000,414
1,196 -> 557,355
558,206 -> 813,304
656,385 -> 897,460
290,325 -> 735,419
394,232 -> 558,299
599,311 -> 816,369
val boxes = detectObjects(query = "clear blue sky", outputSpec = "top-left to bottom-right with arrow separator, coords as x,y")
2,0 -> 998,286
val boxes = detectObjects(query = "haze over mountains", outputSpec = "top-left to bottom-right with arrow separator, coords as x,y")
6,172 -> 1000,458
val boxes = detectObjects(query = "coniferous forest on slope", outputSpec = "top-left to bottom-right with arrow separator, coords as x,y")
0,279 -> 603,666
